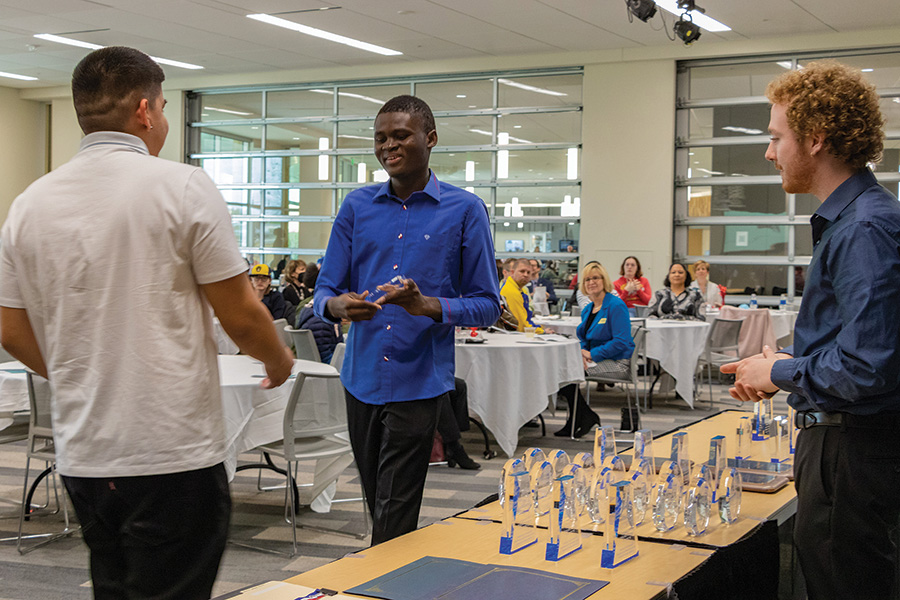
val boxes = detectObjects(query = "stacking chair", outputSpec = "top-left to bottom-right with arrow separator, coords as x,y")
634,305 -> 652,318
272,318 -> 291,347
575,326 -> 647,437
698,317 -> 743,409
330,342 -> 346,369
13,373 -> 78,553
242,369 -> 367,556
286,326 -> 321,362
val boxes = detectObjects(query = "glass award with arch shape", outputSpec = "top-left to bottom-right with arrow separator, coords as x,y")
548,449 -> 571,476
735,416 -> 752,462
546,463 -> 583,561
684,472 -> 712,536
718,467 -> 742,524
652,460 -> 683,532
522,447 -> 547,474
707,435 -> 726,503
530,460 -> 554,525
628,467 -> 650,526
593,426 -> 617,465
499,458 -> 537,554
601,480 -> 639,568
772,416 -> 791,463
572,452 -> 595,518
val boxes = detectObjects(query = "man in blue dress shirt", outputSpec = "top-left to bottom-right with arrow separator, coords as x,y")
314,95 -> 500,544
722,61 -> 900,599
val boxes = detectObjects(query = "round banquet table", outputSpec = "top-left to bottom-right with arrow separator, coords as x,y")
642,320 -> 711,408
533,315 -> 582,337
454,332 -> 584,457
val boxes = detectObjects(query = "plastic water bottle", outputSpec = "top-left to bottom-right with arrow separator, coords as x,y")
779,294 -> 787,311
750,293 -> 758,308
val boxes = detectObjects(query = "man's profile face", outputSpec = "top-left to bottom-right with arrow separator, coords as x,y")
529,260 -> 539,278
374,111 -> 436,183
512,263 -> 532,287
765,103 -> 815,194
145,88 -> 169,157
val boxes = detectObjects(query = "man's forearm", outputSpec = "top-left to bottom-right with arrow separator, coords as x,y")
0,307 -> 48,378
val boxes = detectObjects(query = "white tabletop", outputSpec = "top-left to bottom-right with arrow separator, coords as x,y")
214,318 -> 240,355
533,315 -> 581,336
642,320 -> 711,408
454,332 -> 584,457
0,361 -> 28,431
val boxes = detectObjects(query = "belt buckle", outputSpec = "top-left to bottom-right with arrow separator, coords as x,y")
795,411 -> 818,430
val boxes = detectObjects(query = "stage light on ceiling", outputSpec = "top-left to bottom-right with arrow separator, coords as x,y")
673,15 -> 702,44
625,0 -> 657,22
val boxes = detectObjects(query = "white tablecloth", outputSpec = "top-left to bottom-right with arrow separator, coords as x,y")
0,361 -> 28,431
454,332 -> 584,457
643,320 -> 710,408
214,318 -> 240,355
533,315 -> 581,337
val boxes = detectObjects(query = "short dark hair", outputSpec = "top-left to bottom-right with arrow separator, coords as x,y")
664,262 -> 692,288
302,264 -> 319,289
71,46 -> 165,134
377,95 -> 435,134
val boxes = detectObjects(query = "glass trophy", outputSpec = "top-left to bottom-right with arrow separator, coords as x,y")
632,428 -> 655,474
572,452 -> 595,517
548,449 -> 571,475
587,467 -> 611,524
546,463 -> 583,561
601,453 -> 627,482
601,480 -> 639,568
735,416 -> 751,462
594,426 -> 617,465
499,458 -> 537,554
531,460 -> 554,525
788,407 -> 798,455
718,467 -> 742,524
772,416 -> 790,463
684,476 -> 712,536
523,447 -> 547,474
752,397 -> 774,441
670,431 -> 691,485
707,435 -> 726,503
652,461 -> 683,532
628,466 -> 650,526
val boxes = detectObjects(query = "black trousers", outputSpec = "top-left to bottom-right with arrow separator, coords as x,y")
436,377 -> 470,445
794,419 -> 900,600
345,389 -> 442,546
62,463 -> 231,600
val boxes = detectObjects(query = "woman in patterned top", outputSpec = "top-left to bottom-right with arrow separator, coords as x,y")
648,262 -> 706,321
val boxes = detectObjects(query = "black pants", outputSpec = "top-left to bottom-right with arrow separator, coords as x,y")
345,390 -> 442,545
794,420 -> 900,600
436,377 -> 470,445
62,463 -> 231,600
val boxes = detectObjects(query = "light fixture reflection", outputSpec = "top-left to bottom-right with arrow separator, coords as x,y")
247,14 -> 402,56
318,137 -> 330,181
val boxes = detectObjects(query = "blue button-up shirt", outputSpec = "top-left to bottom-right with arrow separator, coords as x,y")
314,172 -> 501,404
771,169 -> 900,415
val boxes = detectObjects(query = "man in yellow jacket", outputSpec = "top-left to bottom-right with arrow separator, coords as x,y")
500,258 -> 540,332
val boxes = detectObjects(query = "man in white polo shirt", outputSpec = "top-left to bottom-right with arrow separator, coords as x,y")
0,46 -> 293,599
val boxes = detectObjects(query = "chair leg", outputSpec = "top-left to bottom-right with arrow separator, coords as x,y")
574,383 -> 586,441
14,460 -> 77,554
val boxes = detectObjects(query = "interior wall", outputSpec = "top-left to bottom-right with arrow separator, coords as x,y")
0,87 -> 45,223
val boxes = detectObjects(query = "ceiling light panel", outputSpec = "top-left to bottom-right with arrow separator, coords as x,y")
247,14 -> 402,56
34,34 -> 204,69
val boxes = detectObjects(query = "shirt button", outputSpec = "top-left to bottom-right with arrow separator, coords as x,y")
383,356 -> 389,362
398,233 -> 403,239
402,205 -> 407,210
386,325 -> 391,331
393,264 -> 398,270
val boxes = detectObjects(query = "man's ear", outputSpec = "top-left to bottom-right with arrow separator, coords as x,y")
134,97 -> 152,131
808,130 -> 826,157
427,129 -> 438,149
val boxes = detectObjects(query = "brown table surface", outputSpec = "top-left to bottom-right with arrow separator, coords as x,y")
285,517 -> 712,600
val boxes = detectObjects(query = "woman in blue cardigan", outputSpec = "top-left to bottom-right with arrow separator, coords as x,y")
555,262 -> 635,438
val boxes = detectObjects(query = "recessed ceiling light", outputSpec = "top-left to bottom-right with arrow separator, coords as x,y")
34,33 -> 204,69
247,14 -> 402,56
309,89 -> 384,105
292,137 -> 300,140
456,94 -> 466,98
498,78 -> 567,97
513,125 -> 522,128
0,71 -> 38,81
861,68 -> 874,72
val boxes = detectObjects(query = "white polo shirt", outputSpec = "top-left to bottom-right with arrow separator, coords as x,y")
0,132 -> 247,477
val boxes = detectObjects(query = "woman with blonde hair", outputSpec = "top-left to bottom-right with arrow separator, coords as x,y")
691,260 -> 723,307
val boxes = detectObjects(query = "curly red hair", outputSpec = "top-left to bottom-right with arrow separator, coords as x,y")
765,60 -> 883,170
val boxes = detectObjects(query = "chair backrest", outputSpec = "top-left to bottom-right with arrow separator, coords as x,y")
282,371 -> 346,456
286,327 -> 322,362
629,327 -> 647,379
708,318 -> 743,355
25,373 -> 56,458
630,318 -> 646,333
273,318 -> 291,346
330,342 -> 346,370
634,305 -> 651,318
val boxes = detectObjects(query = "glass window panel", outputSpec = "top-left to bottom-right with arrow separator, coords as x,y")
494,222 -> 581,254
430,152 -> 493,183
874,137 -> 900,178
499,148 -> 573,181
682,224 -> 789,257
337,84 -> 410,117
435,115 -> 494,146
688,144 -> 774,179
497,74 -> 582,108
264,156 -> 328,184
267,89 -> 334,119
495,186 -> 581,218
499,112 -> 581,145
338,120 -> 375,149
795,193 -> 819,217
201,157 -> 263,185
416,78 -> 493,111
694,264 -> 792,297
688,61 -> 789,100
223,189 -> 263,215
687,183 -> 788,216
798,52 -> 900,90
199,92 -> 262,120
683,105 -> 769,140
197,125 -> 263,151
336,154 -> 378,184
882,98 -> 900,131
267,122 -> 331,150
242,221 -> 333,251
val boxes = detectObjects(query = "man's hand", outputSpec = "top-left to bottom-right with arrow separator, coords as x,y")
326,292 -> 381,322
260,346 -> 295,389
720,345 -> 787,402
376,278 -> 442,321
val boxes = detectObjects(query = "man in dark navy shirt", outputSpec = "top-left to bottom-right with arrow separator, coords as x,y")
314,96 -> 500,545
723,61 -> 900,599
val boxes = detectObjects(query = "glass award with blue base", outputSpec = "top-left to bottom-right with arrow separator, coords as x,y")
548,449 -> 571,475
670,431 -> 691,485
594,426 -> 617,465
530,459 -> 554,525
735,416 -> 752,461
772,416 -> 791,463
707,435 -> 726,503
588,468 -> 611,525
684,474 -> 712,536
718,467 -> 742,525
546,463 -> 583,561
572,452 -> 595,518
601,480 -> 639,568
652,460 -> 683,532
499,458 -> 537,554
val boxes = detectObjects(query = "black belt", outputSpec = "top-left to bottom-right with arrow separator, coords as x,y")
795,410 -> 900,430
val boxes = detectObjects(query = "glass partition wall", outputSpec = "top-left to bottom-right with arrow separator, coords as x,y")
675,49 -> 900,306
186,70 -> 583,271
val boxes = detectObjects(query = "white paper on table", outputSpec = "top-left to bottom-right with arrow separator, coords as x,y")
237,580 -> 357,599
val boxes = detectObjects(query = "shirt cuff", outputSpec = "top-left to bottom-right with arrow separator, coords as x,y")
770,357 -> 800,393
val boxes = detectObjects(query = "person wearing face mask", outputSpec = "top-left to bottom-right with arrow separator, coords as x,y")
613,256 -> 652,309
647,262 -> 705,321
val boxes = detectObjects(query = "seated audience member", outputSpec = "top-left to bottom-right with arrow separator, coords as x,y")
690,260 -> 723,307
613,256 -> 652,309
540,260 -> 558,282
556,263 -> 634,438
500,258 -> 540,331
250,264 -> 289,320
500,257 -> 516,283
526,258 -> 558,307
295,265 -> 319,311
281,259 -> 308,305
295,265 -> 343,363
438,378 -> 480,470
648,262 -> 705,321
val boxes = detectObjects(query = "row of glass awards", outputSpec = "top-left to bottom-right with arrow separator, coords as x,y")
498,427 -> 744,568
742,400 -> 797,462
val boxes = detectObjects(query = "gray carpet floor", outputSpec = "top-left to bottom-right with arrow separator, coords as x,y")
0,381 -> 787,599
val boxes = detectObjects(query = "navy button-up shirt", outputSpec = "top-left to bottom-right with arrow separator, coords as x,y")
771,169 -> 900,415
314,172 -> 501,404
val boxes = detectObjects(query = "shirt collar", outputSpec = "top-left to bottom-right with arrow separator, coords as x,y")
79,131 -> 150,155
813,169 -> 877,224
373,170 -> 440,204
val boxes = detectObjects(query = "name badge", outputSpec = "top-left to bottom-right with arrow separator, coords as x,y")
599,318 -> 607,324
